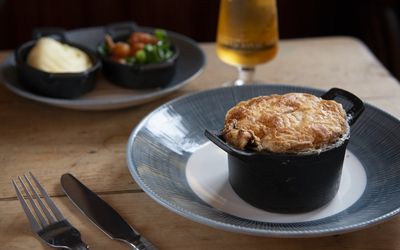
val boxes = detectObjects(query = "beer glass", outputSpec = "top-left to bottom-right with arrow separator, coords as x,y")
216,0 -> 279,86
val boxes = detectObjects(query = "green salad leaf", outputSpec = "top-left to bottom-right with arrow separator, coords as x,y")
97,43 -> 109,56
100,29 -> 174,65
133,29 -> 174,65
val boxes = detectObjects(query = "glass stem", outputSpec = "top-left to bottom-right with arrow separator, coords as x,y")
234,67 -> 255,86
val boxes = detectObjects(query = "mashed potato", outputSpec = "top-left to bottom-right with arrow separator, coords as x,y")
27,37 -> 92,73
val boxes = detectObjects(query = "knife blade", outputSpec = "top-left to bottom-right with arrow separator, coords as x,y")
60,173 -> 157,250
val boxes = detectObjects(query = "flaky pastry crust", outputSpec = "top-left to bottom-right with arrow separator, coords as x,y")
222,93 -> 348,153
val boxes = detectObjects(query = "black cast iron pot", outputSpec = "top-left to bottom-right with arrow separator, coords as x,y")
205,88 -> 365,214
98,22 -> 179,89
15,29 -> 101,99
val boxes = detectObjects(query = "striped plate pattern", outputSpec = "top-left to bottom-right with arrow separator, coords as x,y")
126,84 -> 400,237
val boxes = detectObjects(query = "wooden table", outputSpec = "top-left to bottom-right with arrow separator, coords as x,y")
1,37 -> 400,250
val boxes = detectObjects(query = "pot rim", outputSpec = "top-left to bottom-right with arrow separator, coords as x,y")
204,87 -> 364,159
205,129 -> 350,160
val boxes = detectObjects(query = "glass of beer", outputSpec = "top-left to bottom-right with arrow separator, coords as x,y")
216,0 -> 279,86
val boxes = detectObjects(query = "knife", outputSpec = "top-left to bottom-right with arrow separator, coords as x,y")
60,173 -> 157,250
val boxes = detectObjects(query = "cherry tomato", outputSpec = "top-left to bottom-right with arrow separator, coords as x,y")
129,42 -> 145,56
111,42 -> 130,58
129,32 -> 158,45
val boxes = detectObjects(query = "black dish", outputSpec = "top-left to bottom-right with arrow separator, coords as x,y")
15,37 -> 101,99
205,88 -> 365,213
98,23 -> 179,89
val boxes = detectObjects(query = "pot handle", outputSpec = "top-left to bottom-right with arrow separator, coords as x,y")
105,22 -> 139,37
32,27 -> 67,42
204,129 -> 253,160
321,88 -> 365,126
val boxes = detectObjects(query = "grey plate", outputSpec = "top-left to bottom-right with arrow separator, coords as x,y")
126,84 -> 400,237
0,26 -> 205,110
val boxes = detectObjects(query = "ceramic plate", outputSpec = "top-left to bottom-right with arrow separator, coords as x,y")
126,84 -> 400,237
0,26 -> 205,110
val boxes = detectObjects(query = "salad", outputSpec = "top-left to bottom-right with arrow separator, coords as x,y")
98,29 -> 174,65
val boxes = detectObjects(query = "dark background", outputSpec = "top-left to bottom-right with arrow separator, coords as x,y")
1,0 -> 400,79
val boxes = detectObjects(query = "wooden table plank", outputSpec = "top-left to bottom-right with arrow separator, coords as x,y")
1,37 -> 400,199
194,37 -> 400,100
1,37 -> 400,249
1,192 -> 400,250
0,37 -> 398,199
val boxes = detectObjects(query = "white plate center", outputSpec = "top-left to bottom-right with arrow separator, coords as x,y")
186,142 -> 367,223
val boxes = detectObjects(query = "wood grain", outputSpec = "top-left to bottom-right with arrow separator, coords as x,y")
1,193 -> 400,250
1,37 -> 400,249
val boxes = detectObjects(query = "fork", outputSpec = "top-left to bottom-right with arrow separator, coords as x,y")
12,172 -> 89,250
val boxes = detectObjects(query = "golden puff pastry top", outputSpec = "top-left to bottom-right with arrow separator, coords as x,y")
222,93 -> 348,153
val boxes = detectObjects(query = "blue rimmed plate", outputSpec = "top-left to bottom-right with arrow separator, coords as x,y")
126,84 -> 400,237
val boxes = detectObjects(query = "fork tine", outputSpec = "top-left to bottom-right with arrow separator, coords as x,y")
12,179 -> 42,232
29,172 -> 65,221
24,174 -> 56,224
18,176 -> 48,228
